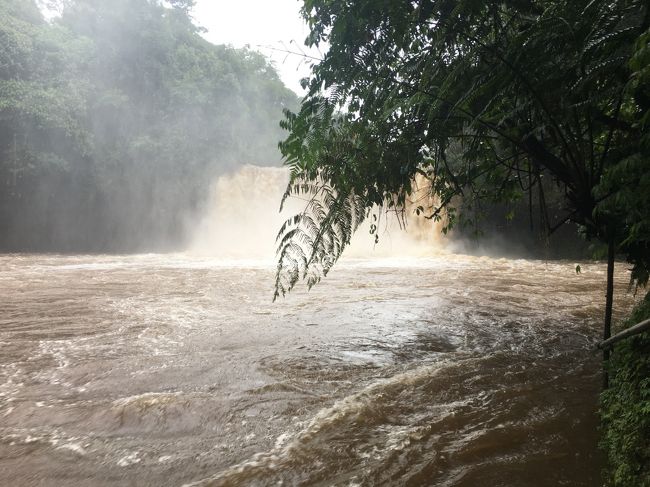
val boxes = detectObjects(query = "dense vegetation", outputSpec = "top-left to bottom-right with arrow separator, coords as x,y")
601,295 -> 650,486
0,0 -> 297,252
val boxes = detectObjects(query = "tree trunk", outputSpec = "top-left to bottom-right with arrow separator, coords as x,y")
603,238 -> 615,389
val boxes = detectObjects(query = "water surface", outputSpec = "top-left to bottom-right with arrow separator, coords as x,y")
0,253 -> 635,486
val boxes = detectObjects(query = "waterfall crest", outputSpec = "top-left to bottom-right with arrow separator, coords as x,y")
189,165 -> 445,260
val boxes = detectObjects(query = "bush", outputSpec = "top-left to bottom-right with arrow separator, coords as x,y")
600,293 -> 650,486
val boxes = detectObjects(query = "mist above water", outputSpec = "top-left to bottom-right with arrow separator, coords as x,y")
189,165 -> 446,262
190,166 -> 294,259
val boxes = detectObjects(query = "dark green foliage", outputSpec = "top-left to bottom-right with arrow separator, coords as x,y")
595,27 -> 650,288
0,0 -> 297,251
275,0 -> 649,297
601,295 -> 650,486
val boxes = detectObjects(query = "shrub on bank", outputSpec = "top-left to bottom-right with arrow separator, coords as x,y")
600,293 -> 650,486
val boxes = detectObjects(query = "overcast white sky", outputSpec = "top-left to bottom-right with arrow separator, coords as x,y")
192,0 -> 323,95
42,0 -> 320,95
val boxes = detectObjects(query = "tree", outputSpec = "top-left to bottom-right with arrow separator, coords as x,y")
273,0 -> 649,372
0,0 -> 297,251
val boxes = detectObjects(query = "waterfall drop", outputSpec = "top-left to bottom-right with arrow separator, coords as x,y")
189,165 -> 446,261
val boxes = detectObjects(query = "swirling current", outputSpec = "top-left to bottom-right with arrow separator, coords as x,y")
0,252 -> 636,486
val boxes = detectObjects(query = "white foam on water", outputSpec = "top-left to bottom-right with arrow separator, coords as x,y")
117,451 -> 141,467
57,442 -> 87,455
183,357 -> 477,486
112,392 -> 183,410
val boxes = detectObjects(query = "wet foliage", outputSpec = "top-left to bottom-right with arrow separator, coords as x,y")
601,293 -> 650,486
0,0 -> 297,251
274,0 -> 649,297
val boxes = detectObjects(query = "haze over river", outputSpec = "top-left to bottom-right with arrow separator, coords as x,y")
0,252 -> 636,486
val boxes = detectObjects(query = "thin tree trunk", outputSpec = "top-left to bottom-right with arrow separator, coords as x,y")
603,238 -> 615,389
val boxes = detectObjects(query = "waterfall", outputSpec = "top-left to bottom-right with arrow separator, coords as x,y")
189,165 -> 445,260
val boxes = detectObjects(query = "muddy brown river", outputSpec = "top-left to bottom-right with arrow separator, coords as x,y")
0,253 -> 636,486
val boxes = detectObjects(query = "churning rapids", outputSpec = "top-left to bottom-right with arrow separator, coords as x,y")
0,168 -> 638,486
